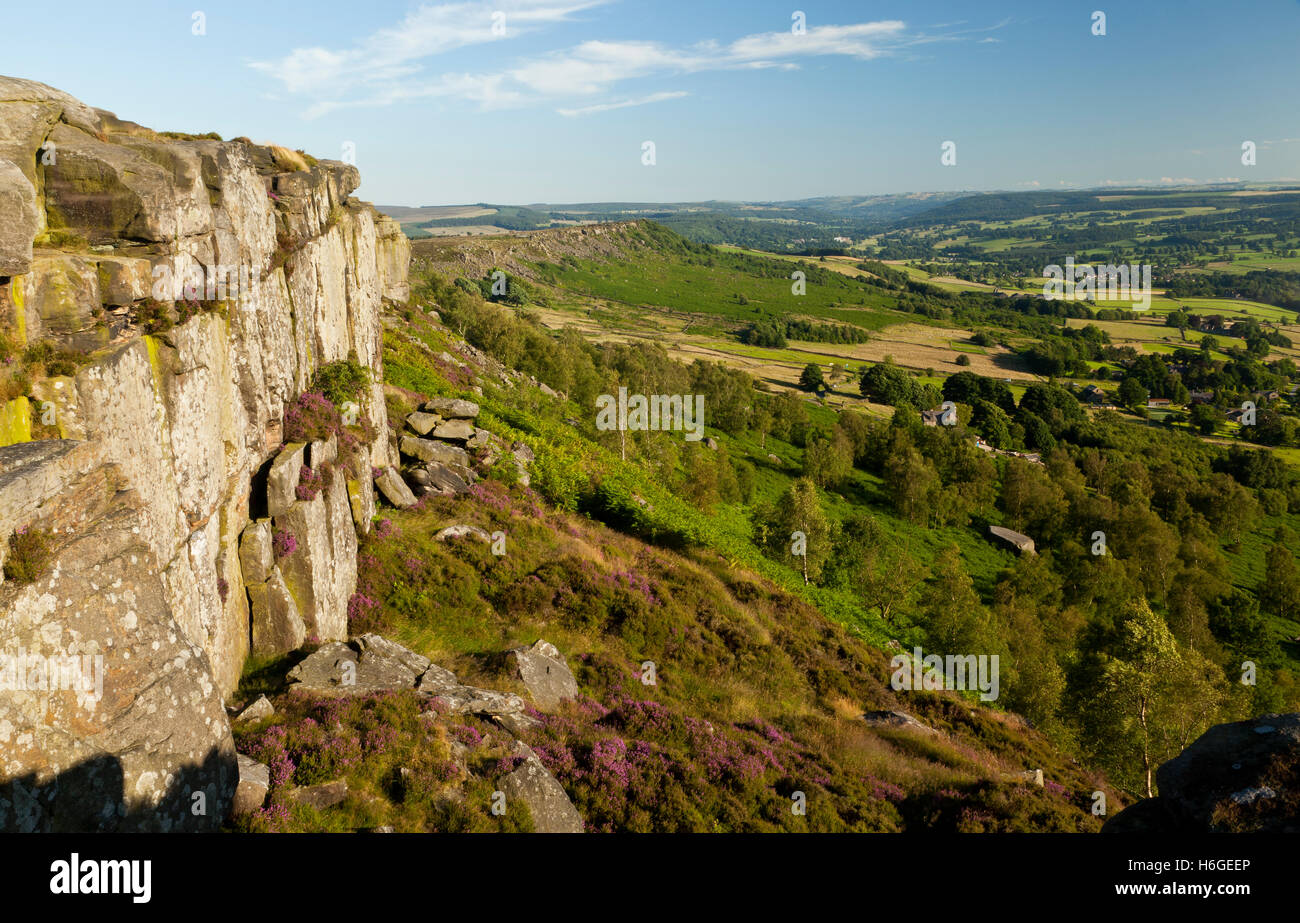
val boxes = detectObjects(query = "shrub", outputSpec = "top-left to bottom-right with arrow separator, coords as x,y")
296,466 -> 325,501
272,530 -> 298,559
4,527 -> 53,584
311,358 -> 370,406
283,391 -> 342,443
136,299 -> 174,333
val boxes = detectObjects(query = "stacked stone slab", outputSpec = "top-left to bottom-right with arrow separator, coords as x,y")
392,396 -> 486,499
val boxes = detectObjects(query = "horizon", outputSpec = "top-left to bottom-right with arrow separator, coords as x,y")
378,178 -> 1300,211
3,0 -> 1298,204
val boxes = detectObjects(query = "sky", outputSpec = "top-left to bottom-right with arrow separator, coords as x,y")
4,0 -> 1299,205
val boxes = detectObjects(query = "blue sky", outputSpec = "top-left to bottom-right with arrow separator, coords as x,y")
5,0 -> 1299,204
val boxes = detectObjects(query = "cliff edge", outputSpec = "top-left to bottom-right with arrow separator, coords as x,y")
0,76 -> 408,830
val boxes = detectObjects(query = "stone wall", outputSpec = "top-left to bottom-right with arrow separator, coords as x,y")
0,77 -> 408,830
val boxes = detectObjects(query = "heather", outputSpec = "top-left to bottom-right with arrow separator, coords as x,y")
230,690 -> 533,833
320,464 -> 1110,832
226,293 -> 1124,832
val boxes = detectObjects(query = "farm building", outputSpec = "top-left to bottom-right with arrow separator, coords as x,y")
1081,385 -> 1108,405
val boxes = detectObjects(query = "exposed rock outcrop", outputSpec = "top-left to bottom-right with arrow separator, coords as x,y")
0,77 -> 408,830
1104,713 -> 1300,833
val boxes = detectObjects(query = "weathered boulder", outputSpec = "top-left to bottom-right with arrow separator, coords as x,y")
287,634 -> 428,695
400,435 -> 469,467
232,754 -> 270,816
1107,712 -> 1300,837
405,411 -> 442,436
424,684 -> 527,718
435,524 -> 492,543
1105,713 -> 1300,833
424,461 -> 473,495
500,744 -> 583,833
506,639 -> 579,710
431,419 -> 476,442
862,710 -> 935,734
0,159 -> 37,275
422,397 -> 478,419
235,695 -> 275,724
375,466 -> 417,508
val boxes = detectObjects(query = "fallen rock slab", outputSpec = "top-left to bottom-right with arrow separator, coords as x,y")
287,634 -> 430,695
405,411 -> 442,436
423,397 -> 479,419
432,419 -> 476,442
375,466 -> 417,508
400,435 -> 469,467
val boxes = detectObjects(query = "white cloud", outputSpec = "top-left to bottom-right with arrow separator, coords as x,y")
254,7 -> 1001,119
251,0 -> 610,95
557,90 -> 689,117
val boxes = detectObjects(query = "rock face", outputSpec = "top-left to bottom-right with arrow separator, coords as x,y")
506,640 -> 579,710
0,442 -> 235,831
0,78 -> 409,831
1104,713 -> 1300,833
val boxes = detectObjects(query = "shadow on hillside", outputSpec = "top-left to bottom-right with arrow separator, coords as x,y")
988,352 -> 1032,375
0,745 -> 235,832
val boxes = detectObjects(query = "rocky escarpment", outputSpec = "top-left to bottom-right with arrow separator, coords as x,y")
0,77 -> 408,830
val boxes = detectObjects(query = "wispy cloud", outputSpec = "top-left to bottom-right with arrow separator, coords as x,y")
250,4 -> 997,119
557,90 -> 689,117
251,0 -> 610,97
